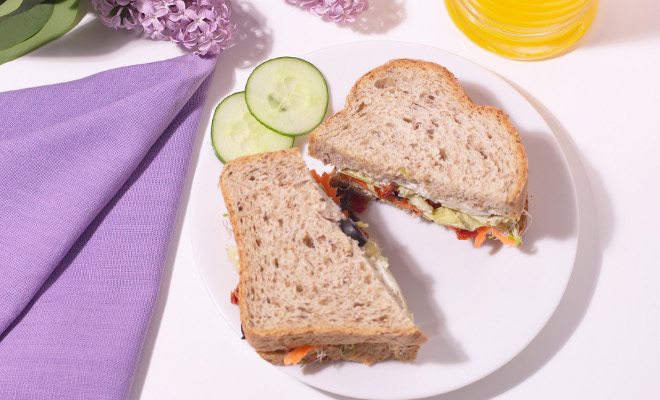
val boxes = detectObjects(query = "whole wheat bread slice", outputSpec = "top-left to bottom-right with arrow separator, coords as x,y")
220,149 -> 426,365
309,59 -> 528,219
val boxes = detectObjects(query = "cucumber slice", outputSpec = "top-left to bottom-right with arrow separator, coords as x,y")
211,92 -> 294,163
245,57 -> 329,136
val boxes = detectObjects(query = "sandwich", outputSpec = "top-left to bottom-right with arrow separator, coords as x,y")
220,148 -> 427,365
308,59 -> 529,247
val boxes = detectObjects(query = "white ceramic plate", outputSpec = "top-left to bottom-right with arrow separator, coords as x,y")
189,41 -> 579,400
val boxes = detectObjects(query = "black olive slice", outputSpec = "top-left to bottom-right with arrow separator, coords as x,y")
340,218 -> 367,247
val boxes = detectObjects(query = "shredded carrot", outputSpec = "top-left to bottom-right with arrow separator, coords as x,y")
388,196 -> 422,216
366,181 -> 422,216
283,345 -> 316,365
473,227 -> 517,247
311,170 -> 339,204
375,183 -> 397,198
489,228 -> 518,246
473,227 -> 491,248
341,174 -> 370,191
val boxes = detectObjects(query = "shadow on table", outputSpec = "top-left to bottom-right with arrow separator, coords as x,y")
462,81 -> 580,253
301,213 -> 468,376
346,0 -> 406,35
374,229 -> 468,365
284,0 -> 405,35
128,2 -> 272,399
321,80 -> 612,399
426,83 -> 612,400
581,0 -> 660,48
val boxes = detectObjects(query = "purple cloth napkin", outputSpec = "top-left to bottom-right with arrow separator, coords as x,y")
0,55 -> 216,399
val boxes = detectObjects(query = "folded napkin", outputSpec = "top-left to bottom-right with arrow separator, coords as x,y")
0,55 -> 216,399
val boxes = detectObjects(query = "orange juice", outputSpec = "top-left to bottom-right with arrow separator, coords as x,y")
445,0 -> 598,60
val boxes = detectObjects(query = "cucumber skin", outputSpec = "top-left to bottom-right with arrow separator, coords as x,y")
211,91 -> 295,163
245,56 -> 329,137
211,92 -> 241,163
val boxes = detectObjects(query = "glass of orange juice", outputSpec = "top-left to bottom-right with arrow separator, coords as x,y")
445,0 -> 598,60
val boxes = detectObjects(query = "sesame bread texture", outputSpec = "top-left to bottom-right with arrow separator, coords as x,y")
308,59 -> 528,219
219,149 -> 426,364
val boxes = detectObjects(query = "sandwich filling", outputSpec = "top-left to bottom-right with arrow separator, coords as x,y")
363,240 -> 409,315
339,169 -> 524,247
309,170 -> 410,311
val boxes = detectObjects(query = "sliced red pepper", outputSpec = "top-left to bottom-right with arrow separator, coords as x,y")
451,227 -> 478,240
342,176 -> 421,216
375,182 -> 397,199
427,199 -> 442,209
341,173 -> 371,192
230,286 -> 239,305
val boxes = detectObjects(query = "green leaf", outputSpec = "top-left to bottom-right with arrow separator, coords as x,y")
0,0 -> 27,18
0,1 -> 54,50
0,0 -> 81,64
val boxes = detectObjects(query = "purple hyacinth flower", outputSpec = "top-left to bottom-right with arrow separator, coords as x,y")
287,0 -> 369,23
92,0 -> 234,56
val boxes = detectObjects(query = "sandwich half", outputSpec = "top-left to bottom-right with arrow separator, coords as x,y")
220,148 -> 427,365
309,59 -> 529,247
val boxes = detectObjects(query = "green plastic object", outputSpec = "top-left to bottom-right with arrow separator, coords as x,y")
0,1 -> 54,50
0,0 -> 23,17
0,0 -> 81,65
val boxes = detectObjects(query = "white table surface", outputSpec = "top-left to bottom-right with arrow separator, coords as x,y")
2,1 -> 659,399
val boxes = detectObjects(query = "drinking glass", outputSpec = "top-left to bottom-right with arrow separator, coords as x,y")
445,0 -> 599,60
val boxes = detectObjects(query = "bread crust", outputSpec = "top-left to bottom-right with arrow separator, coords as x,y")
309,58 -> 528,218
219,149 -> 426,356
258,342 -> 422,365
